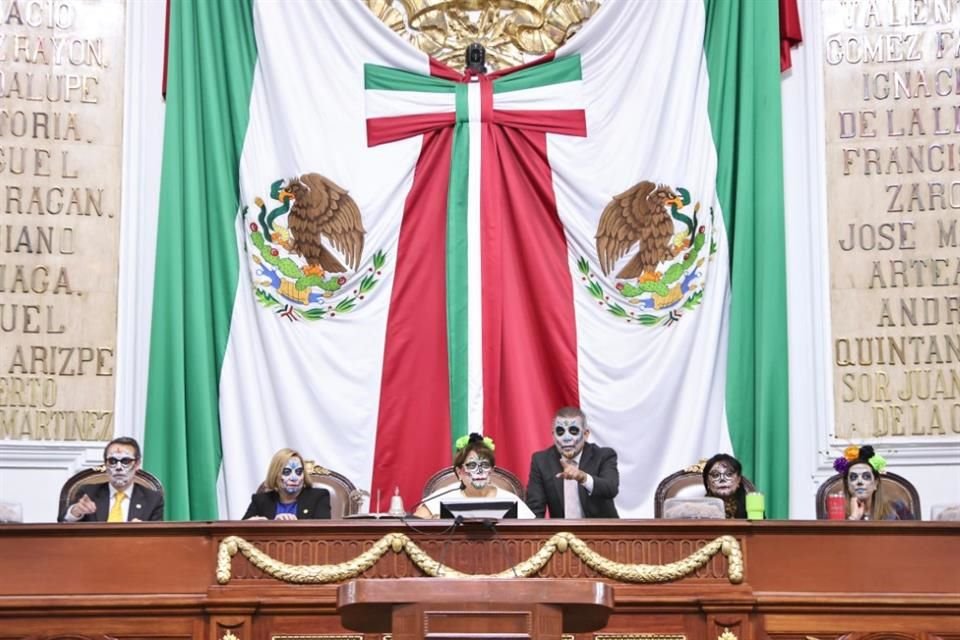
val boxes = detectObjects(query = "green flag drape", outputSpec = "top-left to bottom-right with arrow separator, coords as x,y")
144,0 -> 258,520
705,0 -> 791,518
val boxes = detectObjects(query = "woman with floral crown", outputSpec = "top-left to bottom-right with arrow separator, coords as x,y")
836,445 -> 913,521
414,433 -> 535,519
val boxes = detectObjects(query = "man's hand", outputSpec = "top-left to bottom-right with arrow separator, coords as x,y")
556,460 -> 586,483
69,494 -> 97,519
275,513 -> 298,521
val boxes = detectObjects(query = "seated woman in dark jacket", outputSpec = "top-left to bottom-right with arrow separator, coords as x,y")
242,448 -> 331,520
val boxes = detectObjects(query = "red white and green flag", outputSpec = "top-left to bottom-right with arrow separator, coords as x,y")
145,0 -> 789,519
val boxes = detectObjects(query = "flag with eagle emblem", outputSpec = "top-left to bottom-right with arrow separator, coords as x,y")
145,0 -> 789,519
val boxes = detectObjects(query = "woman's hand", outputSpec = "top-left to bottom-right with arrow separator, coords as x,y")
275,513 -> 298,521
848,496 -> 866,520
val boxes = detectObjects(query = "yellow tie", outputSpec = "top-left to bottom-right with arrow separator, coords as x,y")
108,491 -> 126,522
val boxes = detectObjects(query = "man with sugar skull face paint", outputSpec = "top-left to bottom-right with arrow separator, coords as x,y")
242,448 -> 331,520
60,437 -> 164,522
525,407 -> 620,518
415,433 -> 535,519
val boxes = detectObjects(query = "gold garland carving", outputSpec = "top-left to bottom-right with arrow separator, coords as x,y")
363,0 -> 603,72
216,532 -> 743,585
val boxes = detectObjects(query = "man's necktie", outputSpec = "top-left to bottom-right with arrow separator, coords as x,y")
107,491 -> 126,522
563,460 -> 583,519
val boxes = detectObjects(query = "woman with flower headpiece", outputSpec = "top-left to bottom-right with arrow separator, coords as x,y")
836,445 -> 913,521
413,433 -> 535,519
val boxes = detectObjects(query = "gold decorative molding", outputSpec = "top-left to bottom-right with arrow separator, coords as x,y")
221,632 -> 240,640
597,635 -> 686,640
216,531 -> 743,585
717,630 -> 738,640
363,0 -> 603,71
273,636 -> 363,640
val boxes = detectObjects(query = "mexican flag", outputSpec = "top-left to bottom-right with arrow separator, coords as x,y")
145,0 -> 788,519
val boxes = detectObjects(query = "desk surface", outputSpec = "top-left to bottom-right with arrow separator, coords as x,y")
1,520 -> 958,639
1,519 -> 957,594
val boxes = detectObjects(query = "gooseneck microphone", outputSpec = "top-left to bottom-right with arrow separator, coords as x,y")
404,484 -> 464,519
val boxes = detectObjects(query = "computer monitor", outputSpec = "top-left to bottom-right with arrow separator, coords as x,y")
439,500 -> 518,521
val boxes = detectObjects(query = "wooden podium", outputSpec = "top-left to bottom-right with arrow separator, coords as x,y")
337,578 -> 614,640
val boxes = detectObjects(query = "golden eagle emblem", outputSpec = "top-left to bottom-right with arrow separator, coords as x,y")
595,180 -> 684,280
285,172 -> 365,273
245,174 -> 386,323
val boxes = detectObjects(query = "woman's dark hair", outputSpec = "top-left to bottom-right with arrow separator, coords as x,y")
453,433 -> 495,469
702,453 -> 747,518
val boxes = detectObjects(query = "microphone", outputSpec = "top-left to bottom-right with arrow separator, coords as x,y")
404,483 -> 464,519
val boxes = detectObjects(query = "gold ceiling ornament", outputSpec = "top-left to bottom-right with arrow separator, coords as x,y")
717,630 -> 738,640
221,631 -> 240,640
216,532 -> 743,585
363,0 -> 604,71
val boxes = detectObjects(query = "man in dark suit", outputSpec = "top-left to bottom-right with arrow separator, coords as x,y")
526,407 -> 619,518
60,437 -> 164,522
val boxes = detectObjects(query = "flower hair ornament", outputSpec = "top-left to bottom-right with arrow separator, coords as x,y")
833,444 -> 887,474
455,432 -> 495,452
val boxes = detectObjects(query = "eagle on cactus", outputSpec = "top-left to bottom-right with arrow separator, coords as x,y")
595,180 -> 685,281
285,172 -> 365,273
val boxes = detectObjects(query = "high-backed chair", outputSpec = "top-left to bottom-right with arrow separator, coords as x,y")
815,471 -> 921,520
58,466 -> 164,520
421,466 -> 526,501
654,460 -> 756,518
257,460 -> 364,518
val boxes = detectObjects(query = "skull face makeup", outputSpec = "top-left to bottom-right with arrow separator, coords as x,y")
279,457 -> 305,496
846,462 -> 878,501
104,443 -> 140,491
706,461 -> 740,498
458,451 -> 492,493
553,415 -> 588,459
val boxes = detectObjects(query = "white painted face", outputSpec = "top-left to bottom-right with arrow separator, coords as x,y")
104,443 -> 140,491
706,461 -> 740,498
279,457 -> 305,495
553,416 -> 587,459
846,463 -> 878,501
458,450 -> 492,491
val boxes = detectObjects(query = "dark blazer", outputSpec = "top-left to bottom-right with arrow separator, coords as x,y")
58,482 -> 164,522
242,487 -> 331,520
526,442 -> 619,518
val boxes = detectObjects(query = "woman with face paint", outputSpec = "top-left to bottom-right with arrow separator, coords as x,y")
414,433 -> 535,519
839,445 -> 913,521
242,448 -> 331,520
702,453 -> 748,519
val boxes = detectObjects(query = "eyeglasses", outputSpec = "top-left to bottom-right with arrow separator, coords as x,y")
105,457 -> 137,468
463,460 -> 492,472
555,425 -> 581,437
708,470 -> 738,481
281,467 -> 304,477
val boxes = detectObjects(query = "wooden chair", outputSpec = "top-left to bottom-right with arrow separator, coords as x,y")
421,466 -> 526,501
58,466 -> 164,519
815,471 -> 921,520
258,460 -> 364,518
653,460 -> 756,518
